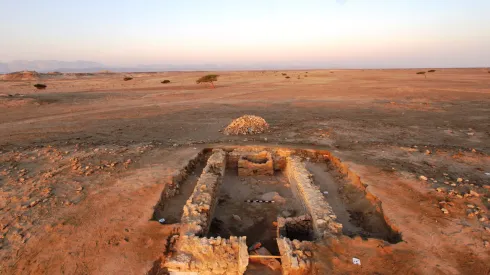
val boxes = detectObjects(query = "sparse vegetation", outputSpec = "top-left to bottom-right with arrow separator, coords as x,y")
162,80 -> 171,84
416,71 -> 426,78
33,84 -> 47,90
123,77 -> 133,81
196,74 -> 219,88
428,70 -> 436,73
281,73 -> 287,76
285,76 -> 291,79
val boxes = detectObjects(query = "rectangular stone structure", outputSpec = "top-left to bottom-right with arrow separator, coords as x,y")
238,151 -> 273,176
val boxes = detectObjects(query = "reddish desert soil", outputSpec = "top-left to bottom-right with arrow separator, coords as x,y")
0,69 -> 489,274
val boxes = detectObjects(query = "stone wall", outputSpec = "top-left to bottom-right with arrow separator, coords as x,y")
285,156 -> 342,238
277,237 -> 314,275
238,151 -> 274,176
165,235 -> 249,275
181,149 -> 227,236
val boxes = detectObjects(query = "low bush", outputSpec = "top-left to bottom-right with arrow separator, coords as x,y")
33,84 -> 47,89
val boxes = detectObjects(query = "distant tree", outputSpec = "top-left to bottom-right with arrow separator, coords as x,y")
33,84 -> 47,90
196,74 -> 219,88
428,70 -> 436,73
123,77 -> 133,81
161,80 -> 171,84
416,71 -> 426,78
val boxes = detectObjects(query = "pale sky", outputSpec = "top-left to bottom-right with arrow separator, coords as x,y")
1,0 -> 489,68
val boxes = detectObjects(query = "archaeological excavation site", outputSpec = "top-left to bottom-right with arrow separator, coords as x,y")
148,145 -> 401,275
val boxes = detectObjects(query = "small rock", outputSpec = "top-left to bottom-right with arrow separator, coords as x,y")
419,175 -> 428,181
436,188 -> 444,193
425,150 -> 431,155
457,178 -> 463,182
232,215 -> 242,222
173,144 -> 178,147
484,241 -> 489,248
76,186 -> 83,192
281,211 -> 292,217
467,204 -> 475,209
441,208 -> 449,214
470,190 -> 480,197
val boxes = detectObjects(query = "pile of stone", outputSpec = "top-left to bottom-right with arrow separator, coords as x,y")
223,115 -> 269,135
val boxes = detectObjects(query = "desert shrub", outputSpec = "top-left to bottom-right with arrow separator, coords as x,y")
285,76 -> 291,79
416,72 -> 426,75
123,77 -> 133,81
304,75 -> 308,77
162,80 -> 171,84
33,84 -> 47,89
196,74 -> 219,88
281,73 -> 287,76
428,70 -> 436,73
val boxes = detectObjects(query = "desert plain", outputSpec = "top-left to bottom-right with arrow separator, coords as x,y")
0,69 -> 489,274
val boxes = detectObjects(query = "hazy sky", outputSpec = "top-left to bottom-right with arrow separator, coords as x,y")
1,0 -> 489,68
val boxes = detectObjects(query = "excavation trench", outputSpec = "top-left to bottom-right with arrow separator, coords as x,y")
306,161 -> 402,243
150,146 -> 402,275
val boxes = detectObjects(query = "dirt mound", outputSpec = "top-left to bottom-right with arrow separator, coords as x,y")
1,70 -> 40,81
223,115 -> 269,135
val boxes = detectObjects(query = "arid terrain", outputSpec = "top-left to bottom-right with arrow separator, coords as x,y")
0,69 -> 489,274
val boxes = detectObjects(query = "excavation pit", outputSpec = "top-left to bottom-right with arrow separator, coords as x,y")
208,170 -> 305,255
152,146 -> 402,274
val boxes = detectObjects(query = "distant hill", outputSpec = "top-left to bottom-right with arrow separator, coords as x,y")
0,60 -> 104,73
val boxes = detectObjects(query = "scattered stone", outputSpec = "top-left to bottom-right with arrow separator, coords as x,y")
282,210 -> 292,217
425,150 -> 431,155
232,215 -> 242,222
436,188 -> 444,193
467,204 -> 475,209
484,241 -> 489,248
441,208 -> 449,214
419,175 -> 428,181
457,178 -> 463,182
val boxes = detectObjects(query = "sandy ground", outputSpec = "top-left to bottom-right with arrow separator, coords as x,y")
0,69 -> 489,274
